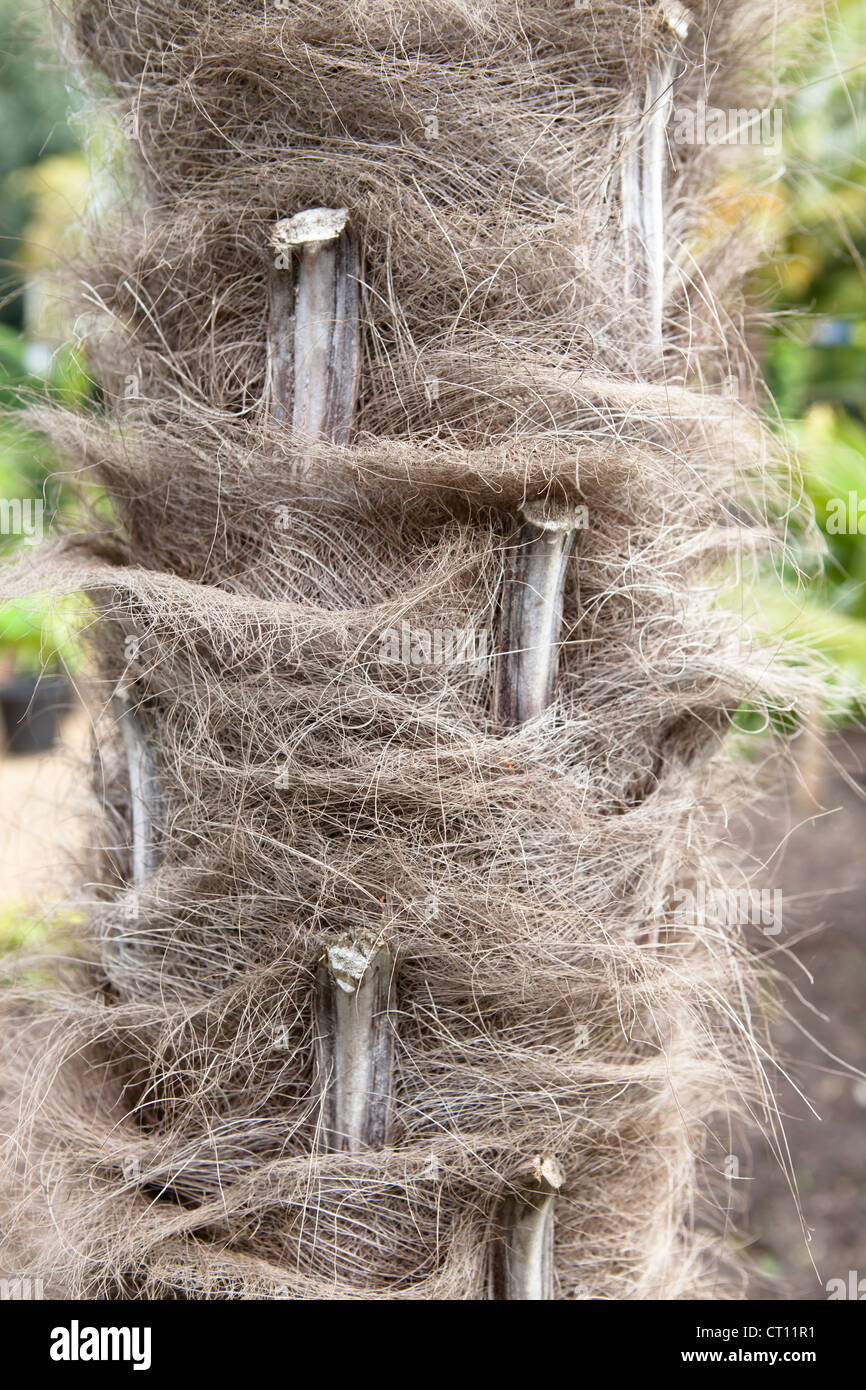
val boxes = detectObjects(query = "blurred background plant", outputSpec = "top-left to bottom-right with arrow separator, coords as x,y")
753,0 -> 866,707
0,0 -> 79,328
0,0 -> 88,705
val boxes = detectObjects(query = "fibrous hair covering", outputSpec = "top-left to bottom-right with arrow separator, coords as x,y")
0,0 -> 815,1299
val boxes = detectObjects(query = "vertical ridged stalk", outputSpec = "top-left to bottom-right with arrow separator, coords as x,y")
108,690 -> 158,979
267,207 -> 361,460
622,1 -> 691,352
489,1157 -> 564,1301
314,933 -> 395,1152
266,211 -> 395,1153
114,690 -> 158,888
493,501 -> 583,729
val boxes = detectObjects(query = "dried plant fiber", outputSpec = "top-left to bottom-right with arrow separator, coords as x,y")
0,0 -> 814,1300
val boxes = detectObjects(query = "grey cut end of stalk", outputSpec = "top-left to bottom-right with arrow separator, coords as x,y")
266,207 -> 361,452
660,0 -> 691,43
492,500 -> 583,729
314,931 -> 396,1153
488,1156 -> 565,1301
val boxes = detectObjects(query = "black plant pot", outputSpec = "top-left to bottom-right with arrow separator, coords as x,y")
0,674 -> 73,756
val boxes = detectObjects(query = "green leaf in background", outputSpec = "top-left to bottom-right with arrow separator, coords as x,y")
0,0 -> 80,330
791,405 -> 866,618
763,0 -> 866,420
0,594 -> 82,680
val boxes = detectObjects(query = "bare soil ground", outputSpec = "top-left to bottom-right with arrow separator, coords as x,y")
0,709 -> 89,913
741,730 -> 866,1299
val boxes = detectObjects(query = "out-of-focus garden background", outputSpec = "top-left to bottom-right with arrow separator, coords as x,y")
0,0 -> 863,1298
0,0 -> 90,959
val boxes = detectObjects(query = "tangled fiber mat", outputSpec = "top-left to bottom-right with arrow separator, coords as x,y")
0,0 -> 817,1299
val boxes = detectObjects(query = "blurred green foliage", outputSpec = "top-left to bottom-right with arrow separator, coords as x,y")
0,9 -> 90,681
0,322 -> 87,677
765,1 -> 866,421
0,900 -> 83,969
746,1 -> 866,720
793,406 -> 866,606
0,593 -> 81,676
0,900 -> 50,950
0,0 -> 79,328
